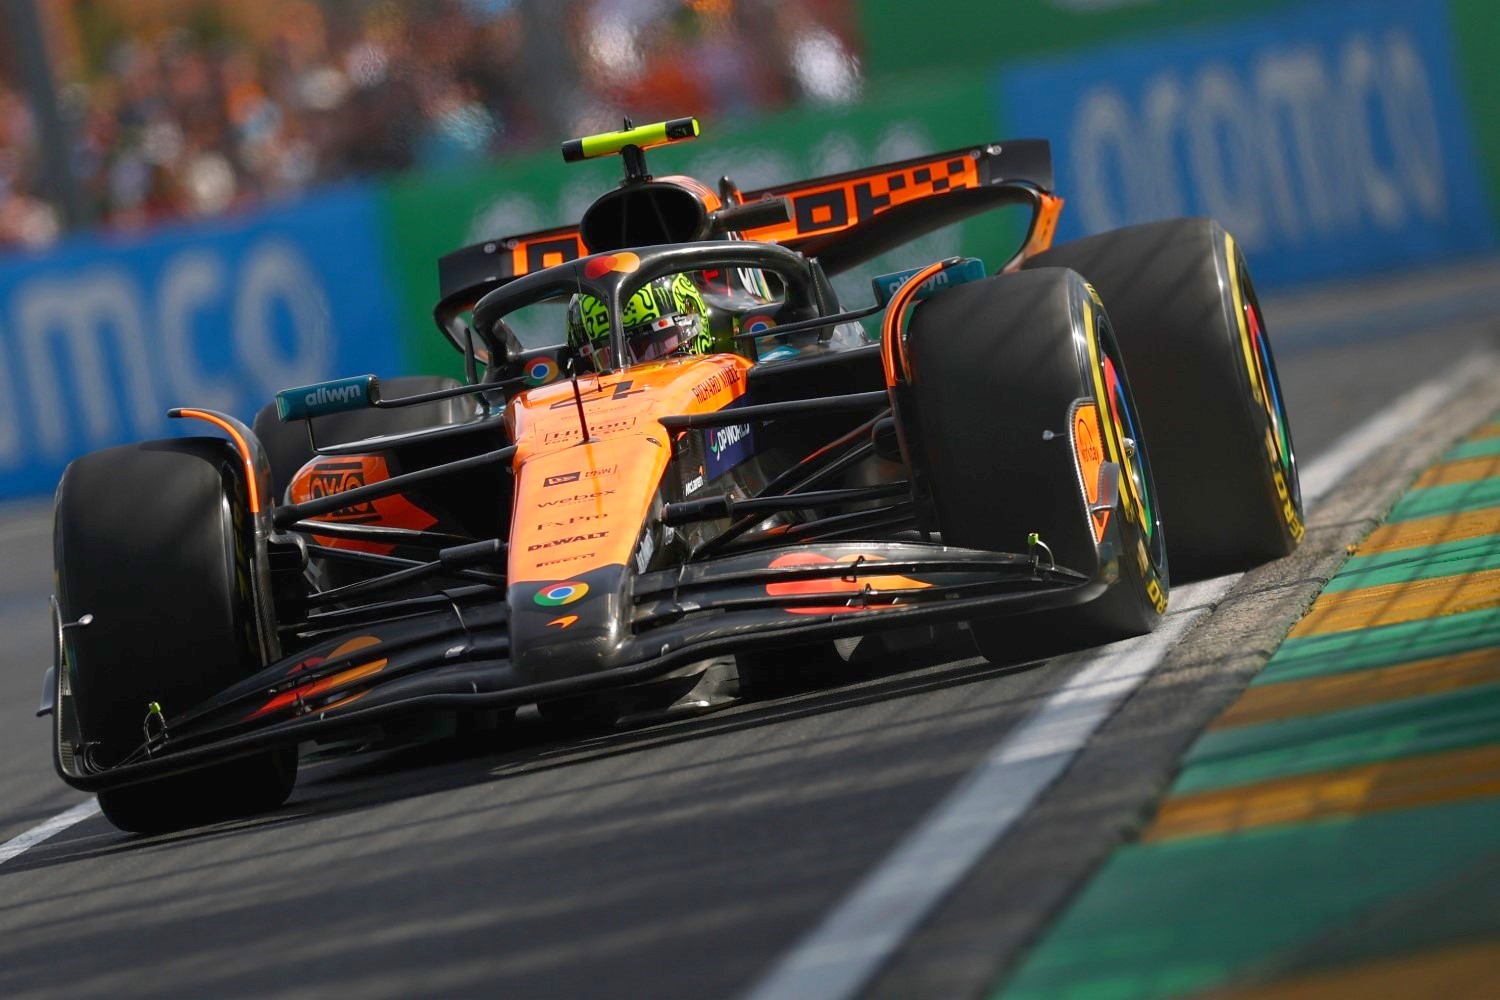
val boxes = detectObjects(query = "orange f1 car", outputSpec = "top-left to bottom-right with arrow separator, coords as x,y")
42,118 -> 1303,832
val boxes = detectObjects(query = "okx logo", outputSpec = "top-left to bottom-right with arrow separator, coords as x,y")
307,460 -> 378,523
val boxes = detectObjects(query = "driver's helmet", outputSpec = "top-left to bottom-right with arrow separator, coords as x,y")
567,273 -> 714,369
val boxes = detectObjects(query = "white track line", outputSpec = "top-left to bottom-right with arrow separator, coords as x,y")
0,799 -> 99,866
0,354 -> 1491,879
743,352 -> 1492,1000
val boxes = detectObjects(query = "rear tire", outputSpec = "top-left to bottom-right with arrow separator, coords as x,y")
1025,218 -> 1302,580
54,438 -> 297,833
253,375 -> 474,500
906,267 -> 1169,664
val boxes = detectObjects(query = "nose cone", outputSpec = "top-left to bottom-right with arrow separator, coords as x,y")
503,355 -> 754,680
509,565 -> 633,682
505,433 -> 666,682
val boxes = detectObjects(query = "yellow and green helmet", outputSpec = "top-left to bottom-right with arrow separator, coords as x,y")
567,273 -> 712,367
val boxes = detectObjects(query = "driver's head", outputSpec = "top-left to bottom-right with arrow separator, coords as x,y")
567,273 -> 712,369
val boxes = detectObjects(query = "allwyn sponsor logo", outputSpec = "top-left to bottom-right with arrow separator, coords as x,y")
305,384 -> 364,407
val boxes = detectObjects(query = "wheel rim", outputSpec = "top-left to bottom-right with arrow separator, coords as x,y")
1102,356 -> 1155,533
1095,314 -> 1166,570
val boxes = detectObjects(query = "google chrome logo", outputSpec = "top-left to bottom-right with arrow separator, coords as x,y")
525,358 -> 559,386
535,581 -> 589,607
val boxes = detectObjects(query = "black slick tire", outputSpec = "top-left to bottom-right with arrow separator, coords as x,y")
95,749 -> 298,835
906,267 -> 1169,664
1024,218 -> 1303,580
54,438 -> 296,833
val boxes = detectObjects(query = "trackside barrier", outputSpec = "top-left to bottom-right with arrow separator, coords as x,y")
993,0 -> 1497,287
0,185 -> 408,500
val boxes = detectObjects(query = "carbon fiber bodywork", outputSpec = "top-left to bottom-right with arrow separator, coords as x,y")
46,137 -> 1140,797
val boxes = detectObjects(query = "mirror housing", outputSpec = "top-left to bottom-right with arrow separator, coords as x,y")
275,375 -> 378,422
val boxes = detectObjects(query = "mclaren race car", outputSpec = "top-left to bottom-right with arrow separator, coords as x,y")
41,118 -> 1304,833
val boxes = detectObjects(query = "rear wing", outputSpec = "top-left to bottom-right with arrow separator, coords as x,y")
436,139 -> 1059,310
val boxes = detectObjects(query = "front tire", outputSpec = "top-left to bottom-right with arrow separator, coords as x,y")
906,267 -> 1169,663
54,438 -> 297,833
1025,218 -> 1303,580
97,749 -> 298,835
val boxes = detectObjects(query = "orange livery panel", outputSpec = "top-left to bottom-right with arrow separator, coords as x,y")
505,353 -> 753,585
740,153 -> 982,246
289,454 -> 440,554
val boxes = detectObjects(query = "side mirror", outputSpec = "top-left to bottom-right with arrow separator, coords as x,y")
275,375 -> 378,422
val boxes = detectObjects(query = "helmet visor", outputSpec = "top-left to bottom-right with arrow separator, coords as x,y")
627,313 -> 698,363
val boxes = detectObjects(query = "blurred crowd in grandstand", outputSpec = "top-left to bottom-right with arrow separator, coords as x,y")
0,0 -> 861,250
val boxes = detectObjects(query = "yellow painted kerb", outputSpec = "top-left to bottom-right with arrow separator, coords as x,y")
1289,567 -> 1500,637
1212,649 -> 1500,730
1145,743 -> 1500,842
1359,507 -> 1500,554
1212,937 -> 1500,999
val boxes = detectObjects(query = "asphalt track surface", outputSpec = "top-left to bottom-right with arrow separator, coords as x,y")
1,261 -> 1497,998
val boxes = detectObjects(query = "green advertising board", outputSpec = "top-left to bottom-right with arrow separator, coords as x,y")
1450,0 -> 1500,221
857,0 -> 1304,80
379,77 -> 1028,377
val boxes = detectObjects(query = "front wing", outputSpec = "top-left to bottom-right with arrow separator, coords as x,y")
52,537 -> 1112,792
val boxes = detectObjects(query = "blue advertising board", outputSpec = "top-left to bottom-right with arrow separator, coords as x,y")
997,0 -> 1496,287
0,185 -> 407,499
